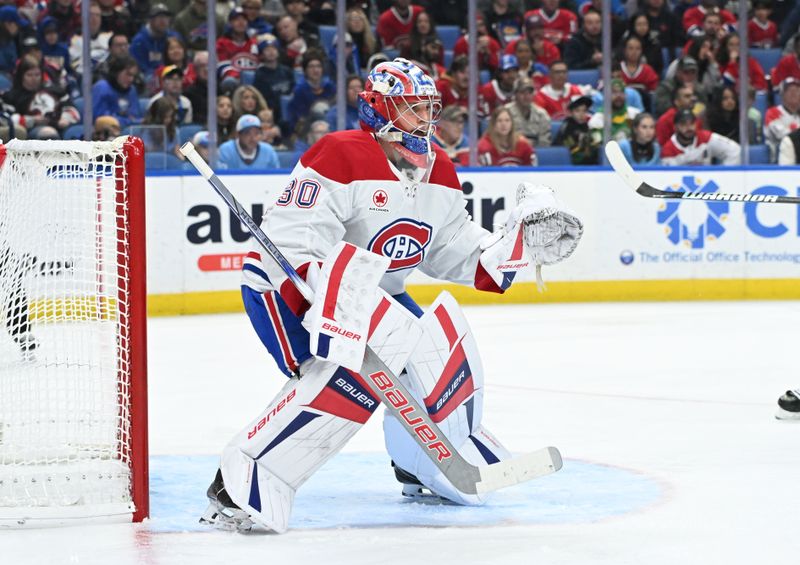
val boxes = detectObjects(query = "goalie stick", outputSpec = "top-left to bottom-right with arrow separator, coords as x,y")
179,142 -> 562,495
604,140 -> 800,205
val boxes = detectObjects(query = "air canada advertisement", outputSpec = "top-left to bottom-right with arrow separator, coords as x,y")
144,168 -> 800,299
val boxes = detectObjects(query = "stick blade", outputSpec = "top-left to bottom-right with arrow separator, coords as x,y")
475,447 -> 563,494
604,140 -> 644,192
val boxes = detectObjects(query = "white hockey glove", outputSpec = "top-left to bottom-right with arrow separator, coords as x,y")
513,182 -> 583,290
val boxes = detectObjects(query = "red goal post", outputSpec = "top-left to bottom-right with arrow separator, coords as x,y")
0,136 -> 148,526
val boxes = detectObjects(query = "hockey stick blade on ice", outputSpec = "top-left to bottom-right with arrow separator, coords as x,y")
604,140 -> 800,205
180,142 -> 562,495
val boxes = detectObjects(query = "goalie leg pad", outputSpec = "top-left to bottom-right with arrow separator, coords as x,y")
382,291 -> 511,505
220,358 -> 373,532
220,294 -> 423,532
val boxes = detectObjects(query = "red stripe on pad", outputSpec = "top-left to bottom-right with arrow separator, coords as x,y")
322,244 -> 358,321
262,292 -> 297,373
368,297 -> 391,339
430,377 -> 474,423
279,262 -> 313,316
306,387 -> 372,424
434,304 -> 459,351
510,227 -> 525,261
423,341 -> 475,423
474,261 -> 505,294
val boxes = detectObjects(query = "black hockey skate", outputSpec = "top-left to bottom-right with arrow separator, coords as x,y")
199,469 -> 254,531
392,461 -> 451,504
776,390 -> 800,420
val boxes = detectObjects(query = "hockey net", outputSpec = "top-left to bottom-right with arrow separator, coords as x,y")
0,137 -> 148,526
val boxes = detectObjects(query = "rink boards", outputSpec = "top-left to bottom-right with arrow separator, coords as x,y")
144,166 -> 800,315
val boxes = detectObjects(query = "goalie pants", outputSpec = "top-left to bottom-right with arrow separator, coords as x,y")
241,285 -> 422,377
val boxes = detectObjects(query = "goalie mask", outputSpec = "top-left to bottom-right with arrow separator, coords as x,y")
358,58 -> 442,170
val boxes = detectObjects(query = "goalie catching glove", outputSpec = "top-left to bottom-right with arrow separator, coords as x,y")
515,182 -> 582,289
478,182 -> 583,292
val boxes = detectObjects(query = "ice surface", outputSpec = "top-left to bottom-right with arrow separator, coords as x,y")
5,300 -> 799,565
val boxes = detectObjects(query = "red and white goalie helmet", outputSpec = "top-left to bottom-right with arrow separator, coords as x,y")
358,58 -> 442,169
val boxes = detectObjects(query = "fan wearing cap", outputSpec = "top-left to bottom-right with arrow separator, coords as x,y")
191,130 -> 211,162
523,0 -> 578,47
37,17 -> 70,78
253,33 -> 295,125
478,54 -> 520,117
148,65 -> 193,124
534,60 -> 591,120
587,78 -> 640,142
431,104 -> 469,165
654,55 -> 709,116
327,31 -> 360,76
218,113 -> 280,170
130,3 -> 178,76
453,13 -> 500,72
68,2 -> 112,76
661,108 -> 740,165
412,36 -> 447,81
217,6 -> 260,87
554,94 -> 598,165
764,77 -> 800,158
506,76 -> 551,147
92,115 -> 121,141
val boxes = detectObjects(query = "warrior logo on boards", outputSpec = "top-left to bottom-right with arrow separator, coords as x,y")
657,176 -> 729,249
368,218 -> 433,271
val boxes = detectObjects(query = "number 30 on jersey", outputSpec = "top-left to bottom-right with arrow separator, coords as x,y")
276,178 -> 321,208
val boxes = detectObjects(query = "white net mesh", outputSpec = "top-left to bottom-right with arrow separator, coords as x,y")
0,139 -> 136,520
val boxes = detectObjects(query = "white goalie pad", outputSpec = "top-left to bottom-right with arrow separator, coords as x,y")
221,294 -> 423,532
305,242 -> 390,371
383,291 -> 511,505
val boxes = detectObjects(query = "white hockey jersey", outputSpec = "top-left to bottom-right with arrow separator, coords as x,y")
243,130 -> 505,315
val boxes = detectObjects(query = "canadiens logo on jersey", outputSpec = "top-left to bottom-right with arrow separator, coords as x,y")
368,218 -> 433,271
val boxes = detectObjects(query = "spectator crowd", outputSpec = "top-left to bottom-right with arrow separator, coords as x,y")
3,0 -> 800,168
